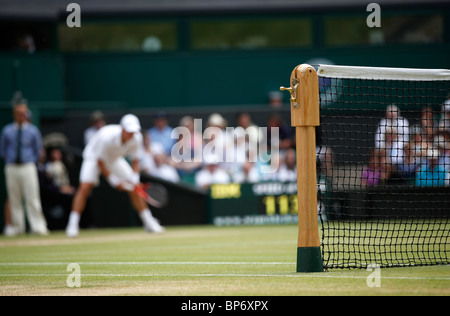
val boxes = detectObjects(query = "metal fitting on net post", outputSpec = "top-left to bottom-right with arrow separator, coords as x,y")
280,78 -> 299,108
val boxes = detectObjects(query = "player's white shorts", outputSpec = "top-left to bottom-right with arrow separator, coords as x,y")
79,158 -> 134,185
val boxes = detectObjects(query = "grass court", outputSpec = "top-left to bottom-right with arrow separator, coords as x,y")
0,224 -> 448,296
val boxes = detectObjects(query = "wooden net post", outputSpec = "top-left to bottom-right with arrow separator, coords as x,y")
281,64 -> 323,272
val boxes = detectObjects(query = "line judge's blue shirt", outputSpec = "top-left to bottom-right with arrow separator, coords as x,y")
0,122 -> 42,164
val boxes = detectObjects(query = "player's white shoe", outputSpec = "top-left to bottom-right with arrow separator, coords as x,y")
33,228 -> 50,236
4,225 -> 18,236
66,224 -> 79,238
145,217 -> 165,234
66,212 -> 81,238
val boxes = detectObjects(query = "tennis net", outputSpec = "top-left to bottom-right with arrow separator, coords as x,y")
316,64 -> 450,269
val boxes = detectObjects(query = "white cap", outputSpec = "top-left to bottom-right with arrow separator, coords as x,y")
120,114 -> 141,133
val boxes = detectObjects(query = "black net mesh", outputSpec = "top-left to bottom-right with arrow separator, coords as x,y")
317,69 -> 450,269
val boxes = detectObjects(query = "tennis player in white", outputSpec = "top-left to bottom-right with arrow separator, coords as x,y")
65,114 -> 164,237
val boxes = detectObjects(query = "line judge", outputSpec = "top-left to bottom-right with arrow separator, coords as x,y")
0,101 -> 49,235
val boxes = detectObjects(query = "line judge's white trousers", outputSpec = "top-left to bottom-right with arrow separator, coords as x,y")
5,163 -> 48,234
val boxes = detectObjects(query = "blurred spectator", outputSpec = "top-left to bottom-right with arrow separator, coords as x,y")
39,150 -> 75,195
226,113 -> 263,177
223,126 -> 247,176
396,143 -> 421,185
195,154 -> 230,190
232,160 -> 260,183
438,98 -> 450,136
235,112 -> 262,147
173,115 -> 203,164
140,133 -> 165,176
375,104 -> 409,149
434,135 -> 450,171
37,151 -> 75,227
231,148 -> 261,184
420,106 -> 437,143
151,153 -> 180,183
178,115 -> 203,161
438,99 -> 450,172
409,125 -> 431,164
148,111 -> 175,156
263,113 -> 294,152
415,147 -> 449,187
380,125 -> 403,184
384,125 -> 404,166
316,125 -> 334,180
171,116 -> 203,178
46,148 -> 72,188
395,122 -> 433,184
277,148 -> 297,182
84,110 -> 106,146
361,149 -> 391,187
204,113 -> 228,164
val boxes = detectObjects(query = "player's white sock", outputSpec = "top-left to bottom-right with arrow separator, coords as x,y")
66,211 -> 80,237
140,209 -> 165,233
139,209 -> 153,225
68,211 -> 80,226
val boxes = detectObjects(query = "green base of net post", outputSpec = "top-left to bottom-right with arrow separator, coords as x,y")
297,247 -> 323,273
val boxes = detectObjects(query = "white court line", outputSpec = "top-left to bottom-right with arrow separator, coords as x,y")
0,261 -> 292,266
0,273 -> 449,280
1,262 -> 448,280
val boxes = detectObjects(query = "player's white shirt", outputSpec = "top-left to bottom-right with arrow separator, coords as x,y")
83,125 -> 142,164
